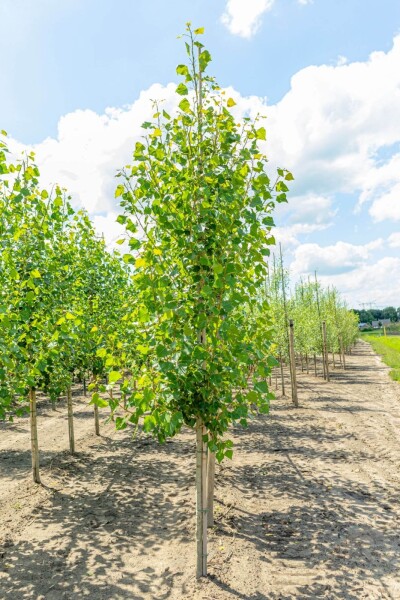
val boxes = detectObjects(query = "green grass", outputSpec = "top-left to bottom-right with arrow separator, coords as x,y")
363,335 -> 400,382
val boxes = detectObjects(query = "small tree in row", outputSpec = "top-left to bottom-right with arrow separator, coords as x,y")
100,25 -> 292,577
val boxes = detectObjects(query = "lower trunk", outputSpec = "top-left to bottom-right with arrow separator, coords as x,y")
279,355 -> 286,397
110,386 -> 115,422
29,388 -> 41,484
288,321 -> 299,407
67,387 -> 75,454
314,354 -> 317,377
207,451 -> 215,528
196,418 -> 207,578
94,404 -> 100,436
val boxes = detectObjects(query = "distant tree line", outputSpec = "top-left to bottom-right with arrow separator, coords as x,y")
352,307 -> 400,324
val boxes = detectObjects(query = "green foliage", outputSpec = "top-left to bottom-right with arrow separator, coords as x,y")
105,25 -> 291,458
0,133 -> 130,420
266,255 -> 358,361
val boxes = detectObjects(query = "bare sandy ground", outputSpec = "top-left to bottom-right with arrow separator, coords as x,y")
0,340 -> 399,599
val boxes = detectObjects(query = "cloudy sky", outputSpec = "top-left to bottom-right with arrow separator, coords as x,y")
1,0 -> 400,308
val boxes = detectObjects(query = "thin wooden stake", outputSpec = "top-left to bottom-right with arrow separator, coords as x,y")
196,418 -> 208,578
322,321 -> 330,382
30,388 -> 41,484
67,387 -> 75,454
279,354 -> 286,396
288,320 -> 299,407
94,404 -> 100,436
207,451 -> 215,528
340,335 -> 346,370
314,353 -> 317,377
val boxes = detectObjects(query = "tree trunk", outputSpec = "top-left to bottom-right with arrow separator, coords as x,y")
322,321 -> 330,382
314,353 -> 317,377
29,388 -> 41,484
288,320 -> 299,407
109,384 -> 115,422
94,404 -> 100,436
279,355 -> 286,397
67,387 -> 75,454
83,377 -> 87,397
340,335 -> 346,369
207,451 -> 215,528
196,418 -> 208,577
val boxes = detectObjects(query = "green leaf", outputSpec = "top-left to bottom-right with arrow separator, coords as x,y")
143,415 -> 156,432
115,184 -> 125,198
199,50 -> 212,72
176,83 -> 188,96
254,381 -> 269,394
108,371 -> 122,384
178,98 -> 191,113
246,391 -> 258,402
176,64 -> 189,77
227,98 -> 236,108
256,127 -> 266,141
90,393 -> 109,408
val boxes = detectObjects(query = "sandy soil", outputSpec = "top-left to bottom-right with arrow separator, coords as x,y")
0,340 -> 399,599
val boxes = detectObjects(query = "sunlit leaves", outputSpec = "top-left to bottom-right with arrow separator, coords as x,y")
104,26 -> 293,458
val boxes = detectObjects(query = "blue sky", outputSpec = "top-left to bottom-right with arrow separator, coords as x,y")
1,0 -> 400,307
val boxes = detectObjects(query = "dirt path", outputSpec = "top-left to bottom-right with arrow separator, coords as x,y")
0,341 -> 399,599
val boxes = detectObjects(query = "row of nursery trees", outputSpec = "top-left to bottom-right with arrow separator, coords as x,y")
0,26 -> 358,577
267,249 -> 358,404
0,139 -> 131,480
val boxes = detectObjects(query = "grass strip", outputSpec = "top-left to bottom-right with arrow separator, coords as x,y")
363,335 -> 400,382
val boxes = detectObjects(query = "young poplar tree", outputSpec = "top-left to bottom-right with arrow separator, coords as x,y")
110,25 -> 292,576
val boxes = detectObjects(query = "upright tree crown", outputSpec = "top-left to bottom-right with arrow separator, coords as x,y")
109,24 -> 293,459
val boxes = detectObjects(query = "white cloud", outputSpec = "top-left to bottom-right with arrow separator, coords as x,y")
291,239 -> 383,276
369,182 -> 400,222
6,35 -> 400,304
316,257 -> 400,308
221,0 -> 275,38
274,222 -> 330,248
92,211 -> 126,250
388,232 -> 400,248
264,36 -> 400,212
276,194 -> 336,226
10,83 -> 181,215
289,241 -> 400,307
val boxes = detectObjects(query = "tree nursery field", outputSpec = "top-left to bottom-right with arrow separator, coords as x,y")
1,26 -> 399,600
1,342 -> 400,599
